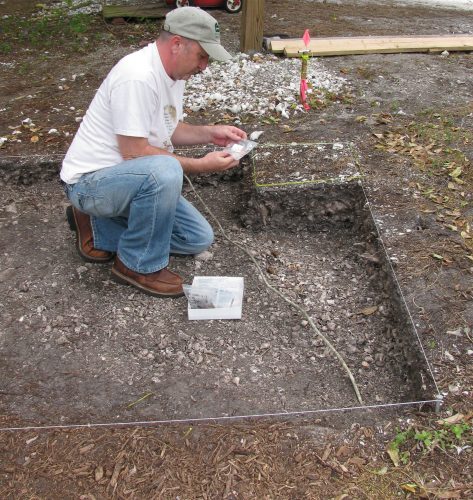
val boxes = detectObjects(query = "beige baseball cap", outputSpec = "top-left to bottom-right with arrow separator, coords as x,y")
162,6 -> 232,62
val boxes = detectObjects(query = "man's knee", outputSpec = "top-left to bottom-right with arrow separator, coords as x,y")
199,223 -> 214,251
148,156 -> 183,192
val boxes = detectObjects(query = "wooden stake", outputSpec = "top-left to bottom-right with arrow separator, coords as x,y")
240,0 -> 265,53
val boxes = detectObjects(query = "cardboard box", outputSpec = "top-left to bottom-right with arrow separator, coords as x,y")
186,276 -> 244,320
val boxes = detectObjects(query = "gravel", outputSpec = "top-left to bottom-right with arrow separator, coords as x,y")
184,53 -> 347,120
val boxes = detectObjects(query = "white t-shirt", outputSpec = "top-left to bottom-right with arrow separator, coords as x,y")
60,42 -> 185,184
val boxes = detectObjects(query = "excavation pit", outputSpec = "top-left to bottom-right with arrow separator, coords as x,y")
0,149 -> 437,428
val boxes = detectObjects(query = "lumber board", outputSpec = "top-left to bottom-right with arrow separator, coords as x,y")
269,35 -> 473,57
103,3 -> 168,19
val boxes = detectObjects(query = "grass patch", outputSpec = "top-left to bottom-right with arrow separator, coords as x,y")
387,416 -> 472,467
0,6 -> 99,55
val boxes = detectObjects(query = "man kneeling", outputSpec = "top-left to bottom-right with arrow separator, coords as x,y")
60,7 -> 246,298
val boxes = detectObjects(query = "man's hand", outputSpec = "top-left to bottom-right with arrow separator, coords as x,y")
198,150 -> 239,173
208,125 -> 247,147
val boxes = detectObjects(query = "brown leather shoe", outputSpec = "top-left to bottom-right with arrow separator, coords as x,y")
66,205 -> 114,263
111,257 -> 184,298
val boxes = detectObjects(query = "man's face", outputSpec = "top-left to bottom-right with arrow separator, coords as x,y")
174,38 -> 209,80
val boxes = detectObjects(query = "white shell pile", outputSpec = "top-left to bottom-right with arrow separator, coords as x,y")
184,53 -> 347,120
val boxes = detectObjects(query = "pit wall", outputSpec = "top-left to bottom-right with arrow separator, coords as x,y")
240,180 -> 437,403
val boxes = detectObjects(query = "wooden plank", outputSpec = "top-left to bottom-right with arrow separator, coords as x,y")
103,3 -> 168,19
270,34 -> 473,52
240,0 -> 264,53
269,35 -> 473,57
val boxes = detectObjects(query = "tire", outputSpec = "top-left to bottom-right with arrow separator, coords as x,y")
225,0 -> 242,14
174,0 -> 194,7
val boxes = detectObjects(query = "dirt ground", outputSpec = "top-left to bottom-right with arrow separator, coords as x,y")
1,0 -> 473,498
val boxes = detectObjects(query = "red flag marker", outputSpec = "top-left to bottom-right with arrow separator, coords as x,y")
302,29 -> 311,48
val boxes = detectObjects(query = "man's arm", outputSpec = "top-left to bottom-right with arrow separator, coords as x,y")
116,135 -> 238,175
171,122 -> 247,147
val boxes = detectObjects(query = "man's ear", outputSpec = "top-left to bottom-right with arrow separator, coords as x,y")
169,35 -> 183,55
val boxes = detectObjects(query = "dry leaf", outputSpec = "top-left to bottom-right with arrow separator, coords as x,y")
401,483 -> 418,493
322,445 -> 332,462
336,445 -> 351,458
437,413 -> 464,425
348,456 -> 366,467
449,166 -> 462,178
79,443 -> 94,454
372,466 -> 388,475
360,305 -> 378,316
94,465 -> 104,482
436,490 -> 462,499
387,447 -> 400,467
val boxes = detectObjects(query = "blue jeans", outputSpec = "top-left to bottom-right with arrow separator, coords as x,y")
64,155 -> 214,273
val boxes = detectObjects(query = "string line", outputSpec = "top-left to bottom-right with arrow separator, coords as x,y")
1,399 -> 440,433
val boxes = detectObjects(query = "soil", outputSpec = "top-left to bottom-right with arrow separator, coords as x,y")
1,0 -> 473,498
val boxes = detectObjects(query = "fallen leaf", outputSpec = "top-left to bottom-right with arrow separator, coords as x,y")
449,166 -> 462,178
401,483 -> 418,493
5,202 -> 17,214
372,466 -> 388,475
359,305 -> 378,316
437,413 -> 464,425
322,445 -> 332,462
339,463 -> 349,473
348,456 -> 366,467
109,459 -> 123,489
431,253 -> 444,260
387,447 -> 400,467
95,465 -> 104,482
79,443 -> 94,454
336,445 -> 351,458
435,490 -> 462,499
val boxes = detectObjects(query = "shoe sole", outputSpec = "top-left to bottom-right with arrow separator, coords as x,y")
111,266 -> 184,298
66,206 -> 114,263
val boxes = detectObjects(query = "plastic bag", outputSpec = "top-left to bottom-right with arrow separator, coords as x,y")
223,139 -> 257,160
183,284 -> 240,309
183,285 -> 218,309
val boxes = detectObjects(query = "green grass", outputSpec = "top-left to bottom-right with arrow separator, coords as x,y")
389,419 -> 472,465
0,7 -> 98,54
